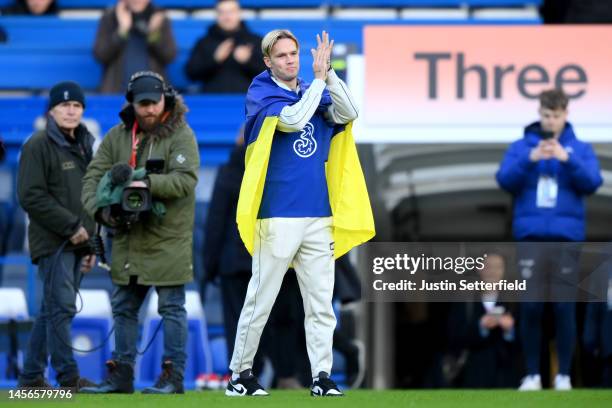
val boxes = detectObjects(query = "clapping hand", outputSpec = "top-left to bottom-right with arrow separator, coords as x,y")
311,31 -> 333,81
116,1 -> 133,36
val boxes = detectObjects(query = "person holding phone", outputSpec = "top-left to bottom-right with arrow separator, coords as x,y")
93,0 -> 176,93
80,71 -> 199,394
447,254 -> 520,388
496,89 -> 603,391
185,0 -> 265,93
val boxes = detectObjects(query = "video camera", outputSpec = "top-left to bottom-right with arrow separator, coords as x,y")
98,159 -> 165,229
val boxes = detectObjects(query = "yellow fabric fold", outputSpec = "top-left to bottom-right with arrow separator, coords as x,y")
236,118 -> 375,258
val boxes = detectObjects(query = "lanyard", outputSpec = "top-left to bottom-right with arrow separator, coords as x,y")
129,122 -> 140,168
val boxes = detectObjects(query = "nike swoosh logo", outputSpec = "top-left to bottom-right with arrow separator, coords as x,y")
232,383 -> 247,395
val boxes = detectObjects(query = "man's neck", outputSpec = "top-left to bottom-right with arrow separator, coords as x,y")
271,74 -> 298,92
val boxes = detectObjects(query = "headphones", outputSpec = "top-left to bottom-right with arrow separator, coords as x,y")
125,70 -> 177,111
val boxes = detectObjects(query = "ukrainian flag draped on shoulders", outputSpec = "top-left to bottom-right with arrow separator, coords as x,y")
236,70 -> 375,259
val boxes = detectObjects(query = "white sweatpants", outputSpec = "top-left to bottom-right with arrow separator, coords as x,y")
229,217 -> 336,377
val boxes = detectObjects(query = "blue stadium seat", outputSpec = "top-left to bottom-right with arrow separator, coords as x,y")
0,164 -> 14,258
55,0 -> 216,7
0,95 -> 244,166
332,0 -> 541,5
209,336 -> 228,374
203,283 -> 224,327
0,16 -> 539,91
42,0 -> 542,7
52,1 -> 333,8
0,288 -> 30,381
0,165 -> 14,203
5,206 -> 27,254
0,253 -> 40,316
46,290 -> 113,384
332,350 -> 346,387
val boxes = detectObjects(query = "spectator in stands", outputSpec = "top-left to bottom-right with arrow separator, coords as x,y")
540,0 -> 571,23
496,89 -> 603,391
2,0 -> 58,15
185,0 -> 265,93
565,0 -> 612,23
93,0 -> 176,93
540,0 -> 612,24
16,81 -> 97,390
447,254 -> 520,388
80,71 -> 199,394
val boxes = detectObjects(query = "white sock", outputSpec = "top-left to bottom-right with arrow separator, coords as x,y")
231,372 -> 240,381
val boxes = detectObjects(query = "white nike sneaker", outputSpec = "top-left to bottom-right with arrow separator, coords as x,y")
554,374 -> 572,391
225,370 -> 269,397
311,372 -> 343,397
518,374 -> 542,391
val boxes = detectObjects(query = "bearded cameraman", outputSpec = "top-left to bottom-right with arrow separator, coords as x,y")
81,71 -> 199,394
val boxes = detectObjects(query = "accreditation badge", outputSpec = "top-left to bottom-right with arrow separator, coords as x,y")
536,175 -> 558,208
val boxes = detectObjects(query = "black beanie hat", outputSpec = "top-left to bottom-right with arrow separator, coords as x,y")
49,81 -> 86,109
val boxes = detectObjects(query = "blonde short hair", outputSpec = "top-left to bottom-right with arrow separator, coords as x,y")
261,29 -> 299,59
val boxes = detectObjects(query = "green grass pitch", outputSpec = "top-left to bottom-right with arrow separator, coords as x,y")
2,390 -> 612,408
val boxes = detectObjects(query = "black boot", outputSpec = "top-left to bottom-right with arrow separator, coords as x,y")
59,376 -> 98,392
142,360 -> 184,394
79,360 -> 134,394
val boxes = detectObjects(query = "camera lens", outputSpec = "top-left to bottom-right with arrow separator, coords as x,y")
126,191 -> 145,210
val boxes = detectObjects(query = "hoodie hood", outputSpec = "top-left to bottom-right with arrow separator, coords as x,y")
119,96 -> 189,140
523,121 -> 577,146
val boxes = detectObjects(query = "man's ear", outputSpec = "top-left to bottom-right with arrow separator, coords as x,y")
263,56 -> 272,69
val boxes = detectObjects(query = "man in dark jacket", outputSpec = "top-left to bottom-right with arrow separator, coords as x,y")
93,0 -> 176,93
185,0 -> 265,93
80,71 -> 199,395
447,254 -> 520,388
496,88 -> 603,391
17,81 -> 97,390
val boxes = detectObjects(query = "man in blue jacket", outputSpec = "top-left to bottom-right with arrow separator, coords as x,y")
496,88 -> 603,391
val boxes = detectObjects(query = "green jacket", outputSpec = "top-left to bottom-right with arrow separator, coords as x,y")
82,98 -> 199,286
18,118 -> 95,264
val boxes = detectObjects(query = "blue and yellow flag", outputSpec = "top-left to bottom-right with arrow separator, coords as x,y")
237,71 -> 375,258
